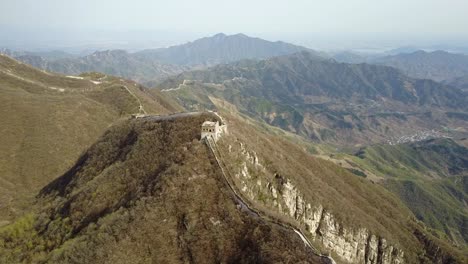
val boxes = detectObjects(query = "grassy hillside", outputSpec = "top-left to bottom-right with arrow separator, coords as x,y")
0,54 -> 180,225
0,110 -> 464,263
0,113 -> 330,263
348,139 -> 468,246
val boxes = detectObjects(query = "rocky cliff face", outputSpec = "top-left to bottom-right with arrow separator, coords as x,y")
277,179 -> 404,264
222,139 -> 405,264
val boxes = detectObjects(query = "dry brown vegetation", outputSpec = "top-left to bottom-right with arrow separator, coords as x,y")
0,55 -> 179,224
0,114 -> 329,263
1,54 -> 465,263
214,110 -> 467,263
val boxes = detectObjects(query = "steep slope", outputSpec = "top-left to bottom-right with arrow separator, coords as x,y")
156,51 -> 468,146
217,110 -> 468,263
0,111 -> 464,263
349,139 -> 468,245
135,33 -> 324,66
0,113 -> 330,264
0,54 -> 180,225
373,50 -> 468,82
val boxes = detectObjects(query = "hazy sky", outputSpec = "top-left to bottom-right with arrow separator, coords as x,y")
1,0 -> 468,51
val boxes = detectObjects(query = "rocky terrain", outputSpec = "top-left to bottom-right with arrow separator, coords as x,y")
213,111 -> 466,263
154,50 -> 468,255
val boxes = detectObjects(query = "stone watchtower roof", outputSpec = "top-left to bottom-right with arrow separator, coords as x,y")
202,121 -> 218,127
201,120 -> 225,141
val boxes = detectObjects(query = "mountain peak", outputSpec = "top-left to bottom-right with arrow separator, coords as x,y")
412,50 -> 428,55
431,50 -> 451,55
91,49 -> 127,55
212,32 -> 227,39
134,33 -> 319,66
231,33 -> 248,38
211,33 -> 249,39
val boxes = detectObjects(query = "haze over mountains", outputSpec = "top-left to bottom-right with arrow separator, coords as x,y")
5,33 -> 468,91
2,33 -> 322,86
134,33 -> 321,66
157,51 -> 467,145
373,50 -> 468,82
1,31 -> 468,264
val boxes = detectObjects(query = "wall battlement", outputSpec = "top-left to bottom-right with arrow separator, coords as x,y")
201,119 -> 227,141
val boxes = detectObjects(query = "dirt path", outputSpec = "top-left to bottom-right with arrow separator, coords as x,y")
123,85 -> 147,114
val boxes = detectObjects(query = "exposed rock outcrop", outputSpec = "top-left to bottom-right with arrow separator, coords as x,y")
276,178 -> 404,264
227,140 -> 405,264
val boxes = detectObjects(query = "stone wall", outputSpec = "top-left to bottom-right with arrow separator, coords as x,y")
225,140 -> 405,264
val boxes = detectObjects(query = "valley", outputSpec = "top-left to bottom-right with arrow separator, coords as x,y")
1,28 -> 467,263
156,51 -> 467,146
152,50 -> 468,253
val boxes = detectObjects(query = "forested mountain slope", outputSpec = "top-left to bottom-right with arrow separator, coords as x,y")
156,51 -> 467,146
0,54 -> 180,225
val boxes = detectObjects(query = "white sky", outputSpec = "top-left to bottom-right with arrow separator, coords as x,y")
1,0 -> 467,50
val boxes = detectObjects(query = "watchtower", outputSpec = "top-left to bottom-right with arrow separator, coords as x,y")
201,121 -> 220,140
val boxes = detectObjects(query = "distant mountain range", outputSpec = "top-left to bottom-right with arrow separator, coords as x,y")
155,50 -> 468,249
373,50 -> 468,82
134,33 -> 323,66
7,35 -> 468,88
156,51 -> 467,145
1,53 -> 466,263
0,48 -> 77,60
2,33 -> 323,86
10,49 -> 187,86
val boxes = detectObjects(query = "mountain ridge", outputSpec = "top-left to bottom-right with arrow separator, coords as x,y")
155,51 -> 467,145
1,109 -> 465,263
135,33 -> 324,66
373,50 -> 468,82
4,33 -> 325,86
0,54 -> 180,224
